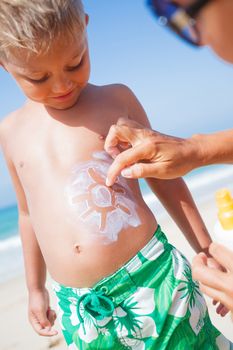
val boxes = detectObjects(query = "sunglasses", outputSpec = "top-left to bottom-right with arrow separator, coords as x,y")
147,0 -> 211,46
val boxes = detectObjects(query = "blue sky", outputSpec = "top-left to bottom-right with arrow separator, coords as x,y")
1,0 -> 233,208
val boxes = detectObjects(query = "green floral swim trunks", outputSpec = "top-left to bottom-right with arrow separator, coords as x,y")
52,225 -> 232,349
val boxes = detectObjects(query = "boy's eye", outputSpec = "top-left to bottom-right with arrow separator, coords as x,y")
68,59 -> 83,71
27,76 -> 49,84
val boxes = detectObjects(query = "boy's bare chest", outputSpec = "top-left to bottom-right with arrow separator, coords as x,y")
13,125 -> 106,187
10,122 -> 144,248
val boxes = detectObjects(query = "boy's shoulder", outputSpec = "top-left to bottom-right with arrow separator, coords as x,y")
91,83 -> 138,111
0,106 -> 26,146
91,83 -> 148,126
97,83 -> 135,99
88,83 -> 135,100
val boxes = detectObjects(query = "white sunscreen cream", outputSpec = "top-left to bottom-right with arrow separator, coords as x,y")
65,151 -> 141,244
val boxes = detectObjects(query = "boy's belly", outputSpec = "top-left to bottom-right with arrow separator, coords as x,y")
31,185 -> 157,287
42,220 -> 157,288
31,197 -> 157,287
23,151 -> 157,287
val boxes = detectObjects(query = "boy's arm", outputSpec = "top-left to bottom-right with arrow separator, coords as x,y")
2,150 -> 47,292
146,177 -> 212,254
0,126 -> 57,336
118,85 -> 212,254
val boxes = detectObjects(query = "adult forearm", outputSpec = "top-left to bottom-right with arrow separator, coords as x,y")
190,129 -> 233,167
19,213 -> 46,292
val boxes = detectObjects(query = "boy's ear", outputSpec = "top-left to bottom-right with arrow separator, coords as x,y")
85,14 -> 89,26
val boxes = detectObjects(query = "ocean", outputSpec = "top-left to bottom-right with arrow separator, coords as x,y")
1,164 -> 233,283
0,204 -> 23,282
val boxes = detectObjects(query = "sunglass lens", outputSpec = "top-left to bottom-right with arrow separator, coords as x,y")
147,0 -> 200,45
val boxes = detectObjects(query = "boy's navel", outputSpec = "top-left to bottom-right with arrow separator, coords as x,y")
19,161 -> 24,168
74,245 -> 81,254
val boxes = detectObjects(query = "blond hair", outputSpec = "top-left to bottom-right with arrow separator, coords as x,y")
0,0 -> 85,58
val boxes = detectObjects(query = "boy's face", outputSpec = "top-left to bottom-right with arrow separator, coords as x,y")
2,29 -> 90,110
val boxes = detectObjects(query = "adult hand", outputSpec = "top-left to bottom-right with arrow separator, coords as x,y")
192,243 -> 233,313
104,117 -> 197,186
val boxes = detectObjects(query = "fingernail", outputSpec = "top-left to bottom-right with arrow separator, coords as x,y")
105,178 -> 111,187
121,167 -> 132,178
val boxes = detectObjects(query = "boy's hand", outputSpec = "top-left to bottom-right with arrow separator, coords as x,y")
28,288 -> 58,336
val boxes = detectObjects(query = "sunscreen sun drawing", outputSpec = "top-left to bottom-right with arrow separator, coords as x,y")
65,151 -> 141,244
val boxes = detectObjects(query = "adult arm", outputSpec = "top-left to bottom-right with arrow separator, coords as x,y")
104,117 -> 233,186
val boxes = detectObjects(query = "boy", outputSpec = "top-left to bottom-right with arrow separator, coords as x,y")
0,1 -> 231,349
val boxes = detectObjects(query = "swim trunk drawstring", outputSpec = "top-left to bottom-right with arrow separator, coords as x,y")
77,289 -> 115,324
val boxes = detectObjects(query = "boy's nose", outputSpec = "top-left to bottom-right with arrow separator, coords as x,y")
52,76 -> 74,96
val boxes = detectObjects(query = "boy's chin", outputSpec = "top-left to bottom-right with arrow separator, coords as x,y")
46,101 -> 77,110
45,96 -> 79,110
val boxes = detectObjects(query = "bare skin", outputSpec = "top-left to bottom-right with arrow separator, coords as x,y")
192,244 -> 233,312
105,117 -> 233,185
104,117 -> 199,186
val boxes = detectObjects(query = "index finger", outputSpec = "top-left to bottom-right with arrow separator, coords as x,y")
106,143 -> 148,186
209,242 -> 233,272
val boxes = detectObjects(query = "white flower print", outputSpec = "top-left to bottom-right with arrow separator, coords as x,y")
114,287 -> 158,349
169,249 -> 207,335
52,280 -> 61,292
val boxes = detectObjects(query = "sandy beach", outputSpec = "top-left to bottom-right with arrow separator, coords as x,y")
1,195 -> 233,350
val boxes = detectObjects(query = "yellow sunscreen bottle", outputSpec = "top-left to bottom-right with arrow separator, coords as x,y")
214,188 -> 233,250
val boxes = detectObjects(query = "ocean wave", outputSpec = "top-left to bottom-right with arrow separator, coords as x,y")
0,234 -> 23,284
0,234 -> 21,252
185,166 -> 233,191
143,165 -> 233,208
